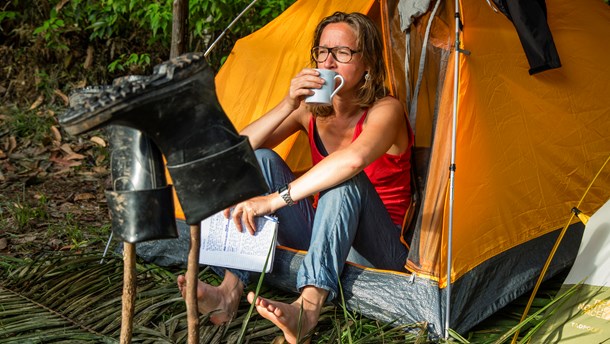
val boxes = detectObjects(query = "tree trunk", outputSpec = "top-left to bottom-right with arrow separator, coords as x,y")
171,0 -> 189,58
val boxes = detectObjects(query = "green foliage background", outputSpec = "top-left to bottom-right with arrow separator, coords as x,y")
0,0 -> 295,106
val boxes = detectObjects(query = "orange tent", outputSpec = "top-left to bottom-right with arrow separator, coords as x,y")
170,0 -> 610,336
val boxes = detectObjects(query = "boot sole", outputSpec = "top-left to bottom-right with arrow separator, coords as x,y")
60,52 -> 208,136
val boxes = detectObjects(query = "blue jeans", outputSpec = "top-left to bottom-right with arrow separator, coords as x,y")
214,149 -> 408,301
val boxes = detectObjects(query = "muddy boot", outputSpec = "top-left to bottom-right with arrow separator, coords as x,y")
60,53 -> 267,224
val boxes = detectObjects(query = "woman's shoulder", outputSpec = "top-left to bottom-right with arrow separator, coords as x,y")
369,96 -> 405,116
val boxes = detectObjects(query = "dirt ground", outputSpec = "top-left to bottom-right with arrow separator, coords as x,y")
0,121 -> 113,258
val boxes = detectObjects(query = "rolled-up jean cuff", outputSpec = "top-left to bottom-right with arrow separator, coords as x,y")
210,266 -> 251,286
297,280 -> 337,303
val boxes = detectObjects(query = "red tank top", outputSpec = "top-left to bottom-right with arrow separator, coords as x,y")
308,110 -> 413,225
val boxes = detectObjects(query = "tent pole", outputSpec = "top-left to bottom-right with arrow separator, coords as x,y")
204,0 -> 259,58
445,0 -> 462,339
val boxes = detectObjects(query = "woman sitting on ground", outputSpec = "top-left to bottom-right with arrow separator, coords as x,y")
178,11 -> 413,343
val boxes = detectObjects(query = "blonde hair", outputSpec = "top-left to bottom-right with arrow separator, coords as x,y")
309,12 -> 388,117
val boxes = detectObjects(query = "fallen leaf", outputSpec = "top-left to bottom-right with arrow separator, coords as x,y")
59,143 -> 75,155
75,79 -> 87,89
90,136 -> 106,147
74,193 -> 96,201
8,136 -> 17,154
54,89 -> 69,106
59,143 -> 86,160
0,238 -> 7,250
29,94 -> 44,110
50,126 -> 62,142
49,155 -> 82,167
84,45 -> 94,70
95,154 -> 106,165
65,152 -> 86,160
92,166 -> 108,174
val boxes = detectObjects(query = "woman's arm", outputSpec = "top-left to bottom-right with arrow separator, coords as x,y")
232,97 -> 408,234
241,98 -> 305,150
241,68 -> 324,150
289,97 -> 408,202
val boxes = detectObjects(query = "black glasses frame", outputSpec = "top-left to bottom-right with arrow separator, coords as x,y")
311,46 -> 361,63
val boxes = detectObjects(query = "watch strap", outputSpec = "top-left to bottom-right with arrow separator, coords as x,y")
278,184 -> 295,206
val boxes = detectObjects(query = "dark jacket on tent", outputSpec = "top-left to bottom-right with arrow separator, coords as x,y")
492,0 -> 562,74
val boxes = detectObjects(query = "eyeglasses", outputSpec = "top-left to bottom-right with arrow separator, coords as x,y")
311,46 -> 361,63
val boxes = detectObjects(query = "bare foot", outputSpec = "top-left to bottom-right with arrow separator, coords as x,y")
247,287 -> 328,344
177,273 -> 243,325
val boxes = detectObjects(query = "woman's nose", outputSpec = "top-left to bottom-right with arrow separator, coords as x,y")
321,54 -> 337,69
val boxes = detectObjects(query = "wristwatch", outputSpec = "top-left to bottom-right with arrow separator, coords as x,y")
278,184 -> 295,206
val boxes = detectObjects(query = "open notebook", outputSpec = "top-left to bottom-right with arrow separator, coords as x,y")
199,211 -> 278,273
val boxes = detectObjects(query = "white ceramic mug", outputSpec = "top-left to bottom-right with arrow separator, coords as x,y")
305,69 -> 345,105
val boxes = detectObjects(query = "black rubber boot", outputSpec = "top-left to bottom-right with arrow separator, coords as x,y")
69,82 -> 178,243
61,53 -> 267,225
105,126 -> 178,243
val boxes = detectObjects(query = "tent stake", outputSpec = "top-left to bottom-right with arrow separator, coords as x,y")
511,154 -> 610,344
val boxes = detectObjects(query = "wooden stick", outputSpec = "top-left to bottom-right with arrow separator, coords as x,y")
186,224 -> 201,343
120,242 -> 136,344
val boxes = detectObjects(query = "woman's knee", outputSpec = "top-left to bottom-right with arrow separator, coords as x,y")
319,173 -> 368,199
254,148 -> 295,191
255,148 -> 282,165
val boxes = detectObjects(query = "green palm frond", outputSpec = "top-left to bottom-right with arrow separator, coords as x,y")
0,252 -> 573,343
1,254 -> 122,343
0,252 -> 295,343
0,253 -> 204,343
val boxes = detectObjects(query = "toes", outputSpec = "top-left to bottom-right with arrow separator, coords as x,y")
176,275 -> 186,293
266,302 -> 277,313
246,291 -> 257,305
258,297 -> 268,308
248,293 -> 268,309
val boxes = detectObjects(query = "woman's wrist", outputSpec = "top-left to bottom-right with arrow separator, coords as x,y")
281,94 -> 299,112
278,184 -> 295,206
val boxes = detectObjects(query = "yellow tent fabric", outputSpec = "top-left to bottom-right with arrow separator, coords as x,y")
414,0 -> 610,286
